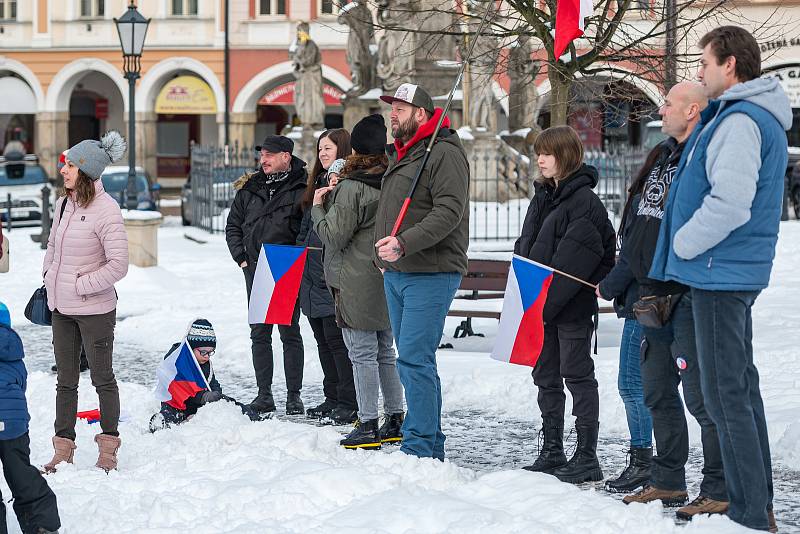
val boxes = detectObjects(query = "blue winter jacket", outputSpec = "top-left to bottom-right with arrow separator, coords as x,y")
649,78 -> 791,290
0,324 -> 30,440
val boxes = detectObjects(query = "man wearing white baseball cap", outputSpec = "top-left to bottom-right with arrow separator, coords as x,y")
374,82 -> 470,461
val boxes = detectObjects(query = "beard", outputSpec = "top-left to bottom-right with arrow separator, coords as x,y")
392,115 -> 421,143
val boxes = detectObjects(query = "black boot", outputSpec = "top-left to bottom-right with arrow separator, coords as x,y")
249,388 -> 276,414
604,447 -> 652,493
378,412 -> 404,444
554,424 -> 604,484
285,391 -> 304,415
523,418 -> 567,474
330,407 -> 358,425
340,419 -> 381,450
306,399 -> 336,419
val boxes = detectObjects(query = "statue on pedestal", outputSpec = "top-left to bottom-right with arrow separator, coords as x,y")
290,22 -> 325,129
465,21 -> 499,130
376,0 -> 416,93
508,35 -> 540,132
339,2 -> 376,97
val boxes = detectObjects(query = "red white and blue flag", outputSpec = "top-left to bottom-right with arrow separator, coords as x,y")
154,340 -> 210,410
248,244 -> 308,325
491,255 -> 554,367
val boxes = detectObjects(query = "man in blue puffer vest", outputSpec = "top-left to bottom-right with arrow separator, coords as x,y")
649,27 -> 790,532
0,303 -> 61,534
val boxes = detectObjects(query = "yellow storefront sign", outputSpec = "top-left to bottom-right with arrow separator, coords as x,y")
155,75 -> 217,114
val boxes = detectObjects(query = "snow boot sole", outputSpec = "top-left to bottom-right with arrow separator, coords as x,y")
342,441 -> 382,450
555,467 -> 604,484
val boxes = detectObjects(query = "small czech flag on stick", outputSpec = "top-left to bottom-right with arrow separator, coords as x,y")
491,255 -> 555,368
248,244 -> 308,325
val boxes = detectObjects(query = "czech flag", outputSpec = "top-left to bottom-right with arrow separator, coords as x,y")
154,340 -> 210,410
490,255 -> 554,367
553,0 -> 594,59
248,244 -> 308,325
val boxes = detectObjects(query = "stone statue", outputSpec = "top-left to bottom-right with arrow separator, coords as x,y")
376,0 -> 416,93
465,21 -> 500,130
290,22 -> 326,128
508,35 -> 541,132
339,2 -> 376,97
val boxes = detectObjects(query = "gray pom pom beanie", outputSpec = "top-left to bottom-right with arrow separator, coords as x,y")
66,131 -> 127,181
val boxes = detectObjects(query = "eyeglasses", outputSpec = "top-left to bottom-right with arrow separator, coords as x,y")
198,349 -> 215,357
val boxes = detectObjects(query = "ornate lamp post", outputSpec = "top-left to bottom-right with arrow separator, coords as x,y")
114,2 -> 150,211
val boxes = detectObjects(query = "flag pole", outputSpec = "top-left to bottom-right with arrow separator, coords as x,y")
389,1 -> 495,237
524,257 -> 598,289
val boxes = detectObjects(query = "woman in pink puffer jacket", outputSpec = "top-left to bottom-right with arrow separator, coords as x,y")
41,131 -> 128,474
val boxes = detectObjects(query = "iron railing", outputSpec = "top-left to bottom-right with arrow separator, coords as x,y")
189,143 -> 646,239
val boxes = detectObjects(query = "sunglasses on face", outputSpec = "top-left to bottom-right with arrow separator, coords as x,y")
198,349 -> 215,357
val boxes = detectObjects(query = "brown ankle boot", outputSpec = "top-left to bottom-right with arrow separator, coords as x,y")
42,436 -> 76,474
675,495 -> 729,520
622,484 -> 688,507
95,433 -> 122,472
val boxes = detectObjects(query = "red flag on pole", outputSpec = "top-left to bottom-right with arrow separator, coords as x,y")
553,0 -> 593,59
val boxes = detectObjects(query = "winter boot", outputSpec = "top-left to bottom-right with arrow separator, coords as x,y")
340,419 -> 381,450
768,507 -> 778,533
675,495 -> 729,521
306,399 -> 336,419
329,407 -> 358,425
94,433 -> 122,472
378,412 -> 404,444
522,418 -> 567,474
622,485 -> 689,507
553,424 -> 604,484
604,446 -> 652,493
42,436 -> 76,474
285,391 -> 304,415
249,388 -> 276,414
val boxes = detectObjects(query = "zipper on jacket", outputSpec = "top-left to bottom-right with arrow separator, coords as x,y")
51,198 -> 76,311
707,257 -> 713,269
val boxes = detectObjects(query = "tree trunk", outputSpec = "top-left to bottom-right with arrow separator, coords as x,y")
548,67 -> 570,127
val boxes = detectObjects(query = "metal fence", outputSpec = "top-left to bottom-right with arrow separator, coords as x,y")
189,143 -> 646,239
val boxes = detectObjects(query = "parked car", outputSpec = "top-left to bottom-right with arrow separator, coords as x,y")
642,120 -> 668,151
100,166 -> 158,211
0,152 -> 54,227
181,165 -> 250,226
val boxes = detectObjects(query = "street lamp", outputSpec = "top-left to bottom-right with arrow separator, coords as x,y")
114,2 -> 150,211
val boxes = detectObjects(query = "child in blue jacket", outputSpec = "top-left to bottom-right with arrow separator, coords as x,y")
0,303 -> 61,534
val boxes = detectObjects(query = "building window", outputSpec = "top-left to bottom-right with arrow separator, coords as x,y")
320,0 -> 352,16
172,0 -> 199,16
80,0 -> 105,17
259,0 -> 286,16
0,0 -> 17,20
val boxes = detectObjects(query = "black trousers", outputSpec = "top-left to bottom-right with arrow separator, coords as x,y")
244,266 -> 304,394
307,315 -> 357,410
0,433 -> 61,534
532,321 -> 599,427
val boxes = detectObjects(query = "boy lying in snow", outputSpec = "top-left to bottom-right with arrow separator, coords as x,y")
0,303 -> 61,534
149,319 -> 268,433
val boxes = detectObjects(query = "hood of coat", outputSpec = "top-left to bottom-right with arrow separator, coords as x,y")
233,156 -> 307,191
550,164 -> 599,205
341,154 -> 388,190
718,77 -> 793,130
0,325 -> 23,363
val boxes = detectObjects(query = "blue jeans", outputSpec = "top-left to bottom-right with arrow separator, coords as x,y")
383,271 -> 461,461
692,288 -> 772,531
618,319 -> 652,448
640,294 -> 726,501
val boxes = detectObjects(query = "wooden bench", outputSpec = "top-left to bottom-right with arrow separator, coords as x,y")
447,258 -> 616,338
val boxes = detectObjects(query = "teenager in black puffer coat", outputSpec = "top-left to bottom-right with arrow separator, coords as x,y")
514,126 -> 616,484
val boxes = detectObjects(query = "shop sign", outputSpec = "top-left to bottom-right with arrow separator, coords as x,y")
763,65 -> 800,108
155,76 -> 217,114
258,82 -> 344,107
95,99 -> 109,119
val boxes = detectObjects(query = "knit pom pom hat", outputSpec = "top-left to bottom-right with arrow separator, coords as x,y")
66,130 -> 127,181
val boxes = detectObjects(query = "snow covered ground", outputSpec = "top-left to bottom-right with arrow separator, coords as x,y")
1,218 -> 799,533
